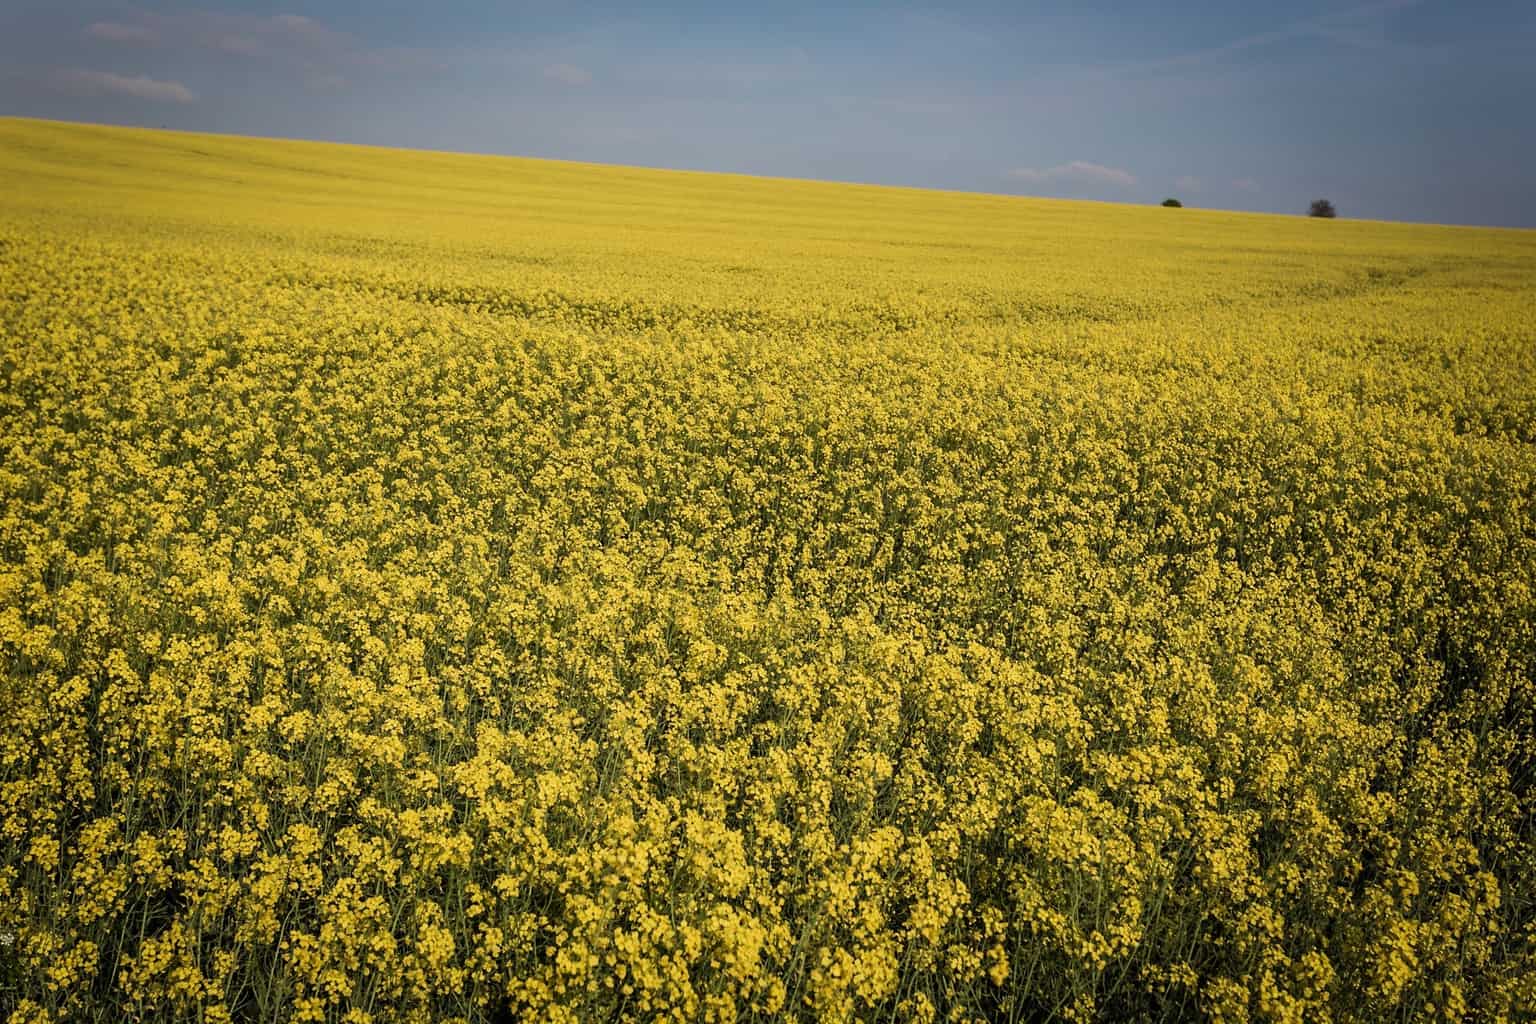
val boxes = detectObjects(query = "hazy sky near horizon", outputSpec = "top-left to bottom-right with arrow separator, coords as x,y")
2,1 -> 1533,227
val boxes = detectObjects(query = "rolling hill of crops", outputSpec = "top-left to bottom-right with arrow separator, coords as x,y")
2,116 -> 1535,1023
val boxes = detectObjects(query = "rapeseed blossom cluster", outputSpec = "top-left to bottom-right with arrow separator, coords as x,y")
2,118 -> 1535,1022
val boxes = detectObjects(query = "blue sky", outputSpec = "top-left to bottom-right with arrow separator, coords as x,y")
2,1 -> 1534,226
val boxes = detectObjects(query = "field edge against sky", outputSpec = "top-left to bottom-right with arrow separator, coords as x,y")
1,0 -> 1533,229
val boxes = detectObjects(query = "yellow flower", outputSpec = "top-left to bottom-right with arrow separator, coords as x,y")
2,114 -> 1533,1024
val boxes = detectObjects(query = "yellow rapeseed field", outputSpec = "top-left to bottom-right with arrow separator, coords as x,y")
2,116 -> 1535,1023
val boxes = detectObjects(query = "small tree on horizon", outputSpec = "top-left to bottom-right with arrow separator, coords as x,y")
1162,198 -> 1183,208
1309,198 -> 1337,218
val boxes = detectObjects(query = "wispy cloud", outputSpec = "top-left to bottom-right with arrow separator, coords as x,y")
273,15 -> 328,41
214,35 -> 266,57
586,49 -> 815,93
1116,0 -> 1427,77
81,10 -> 437,74
1008,161 -> 1138,188
85,21 -> 158,45
1174,175 -> 1202,191
52,69 -> 195,103
544,63 -> 593,86
1233,177 -> 1261,192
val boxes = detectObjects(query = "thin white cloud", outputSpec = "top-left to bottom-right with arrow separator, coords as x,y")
544,63 -> 593,86
215,34 -> 266,57
79,10 -> 438,74
54,69 -> 196,103
273,14 -> 319,33
269,14 -> 347,50
85,21 -> 158,45
1119,0 -> 1426,76
1174,175 -> 1201,191
1233,178 -> 1261,192
1009,161 -> 1138,188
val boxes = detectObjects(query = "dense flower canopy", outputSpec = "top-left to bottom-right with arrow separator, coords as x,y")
2,118 -> 1535,1023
